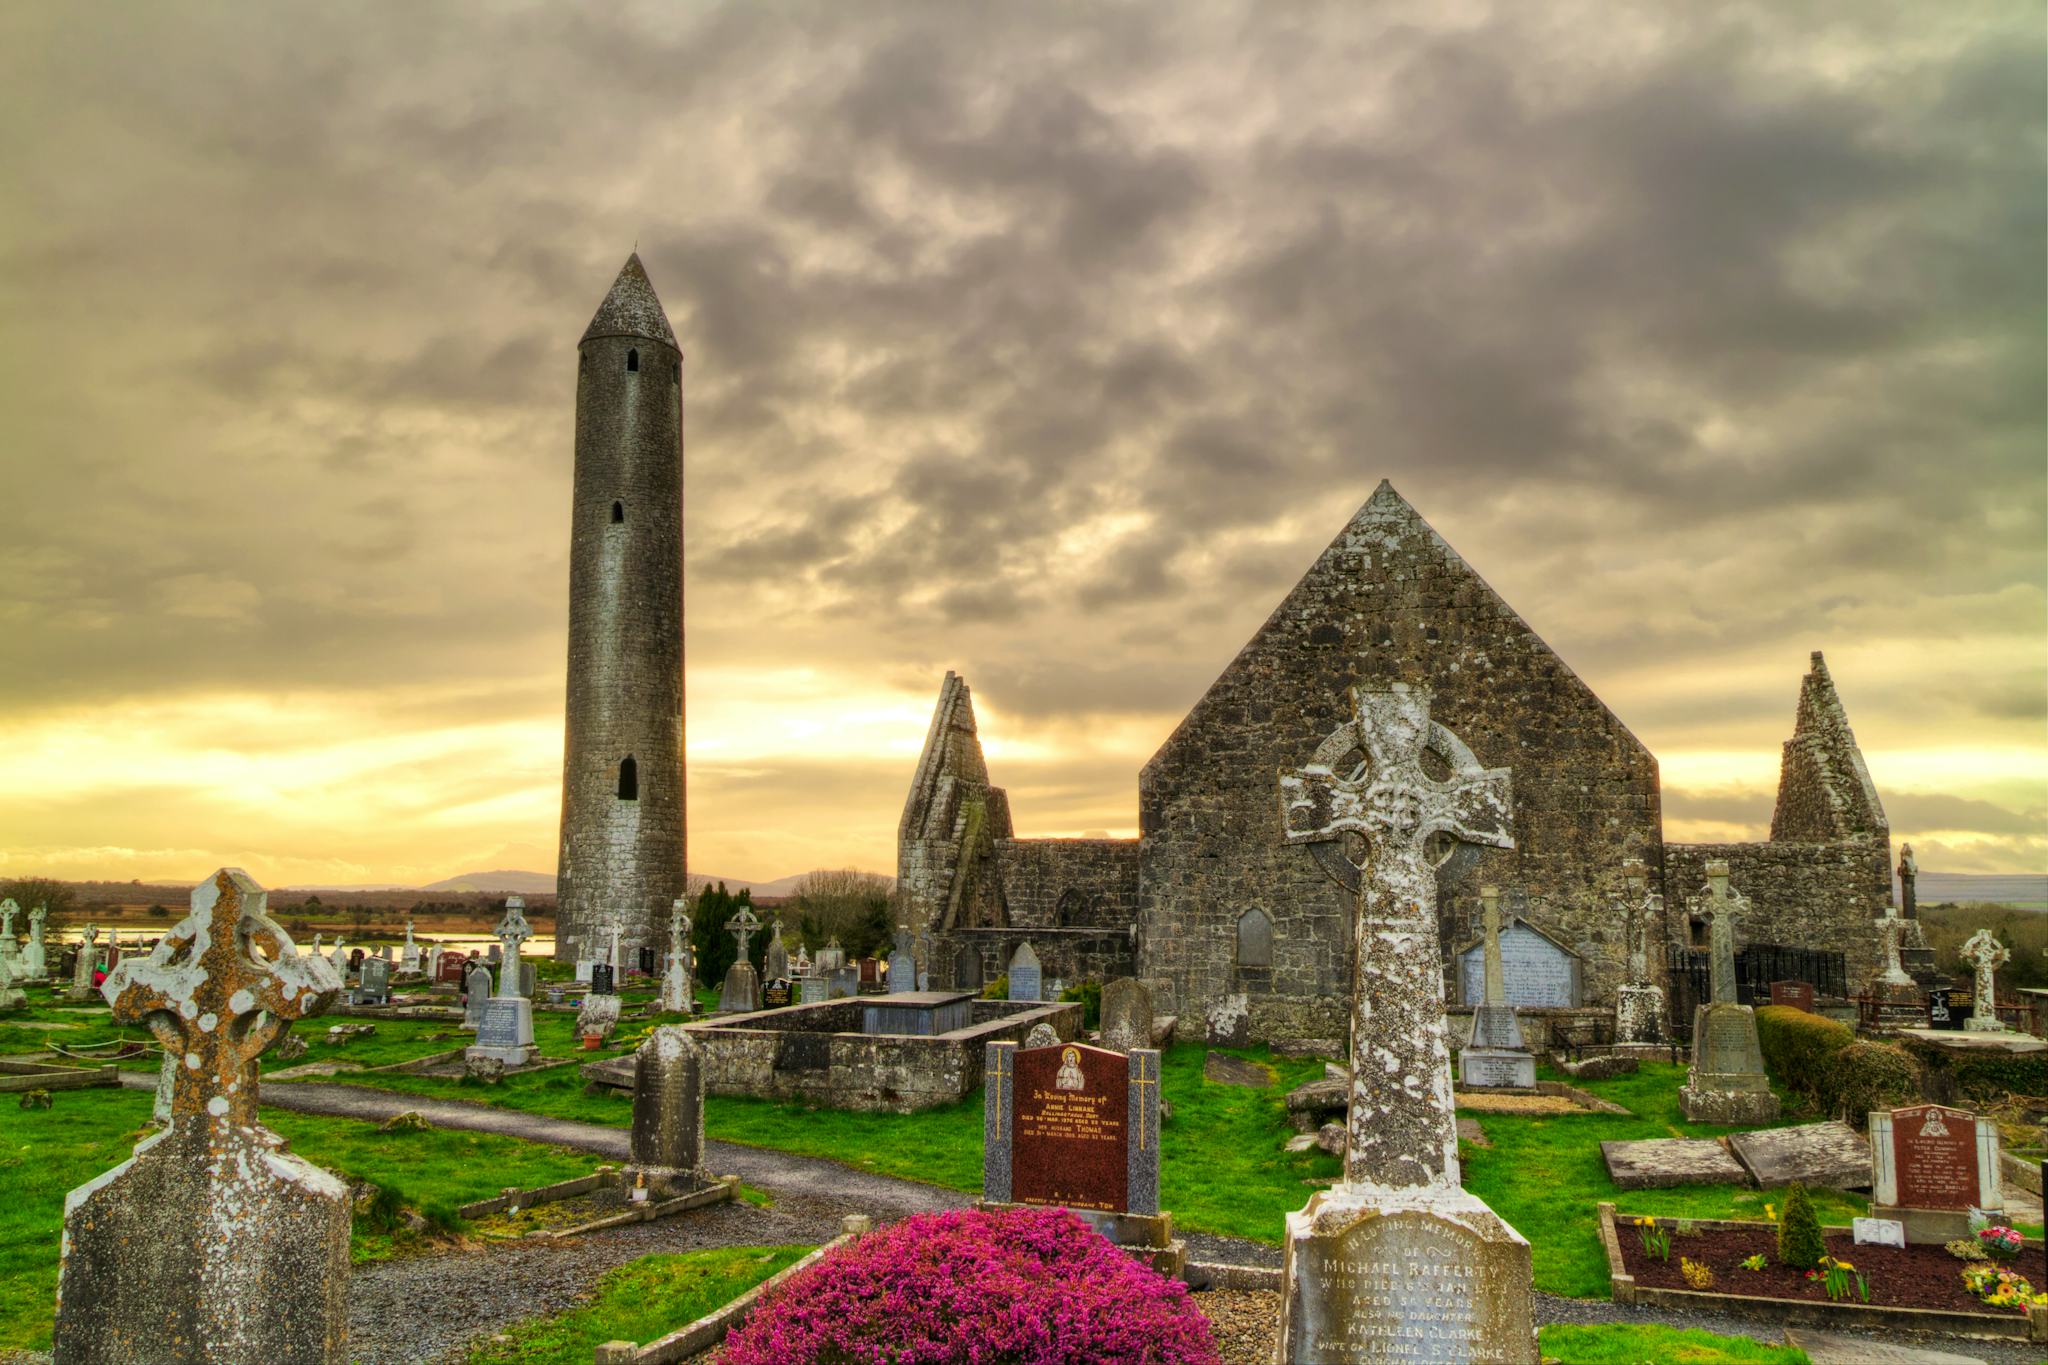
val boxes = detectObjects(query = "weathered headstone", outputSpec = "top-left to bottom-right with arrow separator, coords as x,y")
1459,886 -> 1535,1090
577,990 -> 622,1043
0,953 -> 25,1011
1680,862 -> 1779,1124
22,903 -> 48,979
1897,843 -> 1918,920
888,925 -> 917,995
1457,913 -> 1582,1009
1600,1138 -> 1750,1190
68,924 -> 101,1001
462,964 -> 492,1031
659,899 -> 693,1013
1870,906 -> 1919,1011
1869,1102 -> 2002,1243
1007,941 -> 1042,1002
1024,1022 -> 1061,1049
1960,929 -> 2010,1033
328,937 -> 348,976
401,919 -> 419,972
1100,978 -> 1155,1054
764,918 -> 789,984
356,956 -> 391,1006
0,900 -> 21,976
1274,683 -> 1535,1364
1729,1121 -> 1869,1191
1615,859 -> 1666,1043
54,869 -> 348,1363
719,906 -> 761,1012
468,899 -> 536,1067
816,936 -> 845,973
624,1026 -> 707,1199
828,965 -> 859,998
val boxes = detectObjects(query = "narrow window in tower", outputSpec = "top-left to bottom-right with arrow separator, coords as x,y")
626,348 -> 639,372
611,501 -> 624,524
671,359 -> 680,384
618,756 -> 639,801
579,352 -> 587,372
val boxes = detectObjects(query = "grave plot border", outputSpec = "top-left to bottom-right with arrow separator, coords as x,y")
0,1059 -> 121,1092
1597,1202 -> 2048,1342
461,1167 -> 739,1239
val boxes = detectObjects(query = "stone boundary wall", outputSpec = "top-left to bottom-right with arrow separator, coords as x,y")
1665,839 -> 1889,988
994,837 -> 1140,930
938,927 -> 1137,993
683,1000 -> 1080,1113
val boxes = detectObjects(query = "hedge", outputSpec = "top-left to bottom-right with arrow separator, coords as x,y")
1754,1005 -> 1853,1107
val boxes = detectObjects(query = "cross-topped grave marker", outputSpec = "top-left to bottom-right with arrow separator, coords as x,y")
719,905 -> 762,1012
1960,929 -> 2010,1033
67,922 -> 102,1000
0,900 -> 19,976
1460,886 -> 1534,1089
1275,683 -> 1535,1363
494,897 -> 532,998
55,868 -> 350,1363
1680,860 -> 1779,1124
1615,858 -> 1666,1043
469,897 -> 538,1067
660,898 -> 694,1012
22,903 -> 47,979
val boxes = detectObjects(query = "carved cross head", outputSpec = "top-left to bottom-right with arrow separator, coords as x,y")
28,904 -> 45,934
494,897 -> 532,955
671,898 -> 689,938
1961,929 -> 2009,972
102,868 -> 339,1133
725,906 -> 761,955
1278,682 -> 1513,892
83,923 -> 100,946
0,900 -> 14,936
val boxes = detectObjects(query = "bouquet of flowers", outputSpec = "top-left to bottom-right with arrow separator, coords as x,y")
1976,1225 -> 2025,1261
1962,1263 -> 2048,1310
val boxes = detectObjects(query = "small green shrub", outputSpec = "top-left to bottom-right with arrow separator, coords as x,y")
1059,978 -> 1102,1029
981,973 -> 1009,1000
1777,1181 -> 1825,1272
1831,1041 -> 1921,1127
1754,1005 -> 1852,1107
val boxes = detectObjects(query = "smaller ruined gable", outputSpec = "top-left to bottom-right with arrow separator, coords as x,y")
1770,651 -> 1888,843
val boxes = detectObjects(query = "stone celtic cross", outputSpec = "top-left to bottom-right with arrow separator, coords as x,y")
669,899 -> 690,958
1693,861 -> 1746,1004
494,898 -> 531,997
1621,859 -> 1653,983
83,923 -> 100,947
725,905 -> 761,959
28,904 -> 44,938
1961,929 -> 2009,1017
1280,682 -> 1512,1192
0,900 -> 14,940
101,868 -> 340,1134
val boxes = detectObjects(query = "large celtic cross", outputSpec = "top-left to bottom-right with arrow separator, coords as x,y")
1961,929 -> 2009,1015
726,906 -> 761,959
493,898 -> 532,997
1279,683 -> 1512,1192
1692,861 -> 1746,1004
101,868 -> 340,1134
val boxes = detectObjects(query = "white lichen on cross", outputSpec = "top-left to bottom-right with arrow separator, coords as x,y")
1279,682 -> 1512,1194
101,868 -> 341,1131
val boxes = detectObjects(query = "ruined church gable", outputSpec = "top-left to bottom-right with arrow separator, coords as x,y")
1770,651 -> 1888,843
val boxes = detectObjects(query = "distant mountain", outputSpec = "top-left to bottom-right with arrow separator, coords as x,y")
421,870 -> 558,894
1915,872 -> 2048,906
686,870 -> 895,900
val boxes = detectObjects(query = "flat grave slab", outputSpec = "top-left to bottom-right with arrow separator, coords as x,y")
1202,1052 -> 1272,1088
1601,1137 -> 1751,1190
1730,1121 -> 1870,1191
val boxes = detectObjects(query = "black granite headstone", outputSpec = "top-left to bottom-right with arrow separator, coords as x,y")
1927,988 -> 1970,1030
638,946 -> 657,974
591,963 -> 616,996
763,978 -> 793,1009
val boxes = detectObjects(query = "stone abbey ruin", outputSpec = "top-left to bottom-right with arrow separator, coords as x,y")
899,481 -> 1894,1046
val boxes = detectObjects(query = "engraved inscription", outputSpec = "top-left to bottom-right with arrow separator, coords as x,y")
1010,1043 -> 1129,1212
1292,1214 -> 1530,1364
1894,1104 -> 1978,1211
1459,926 -> 1577,1008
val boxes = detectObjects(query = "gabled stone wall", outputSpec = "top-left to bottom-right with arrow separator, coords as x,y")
994,838 -> 1141,930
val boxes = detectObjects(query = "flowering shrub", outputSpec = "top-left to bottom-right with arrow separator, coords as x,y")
1977,1225 -> 2025,1261
1962,1263 -> 2048,1310
1946,1238 -> 1990,1262
1631,1216 -> 1670,1262
1805,1256 -> 1868,1303
721,1206 -> 1220,1365
1679,1257 -> 1714,1289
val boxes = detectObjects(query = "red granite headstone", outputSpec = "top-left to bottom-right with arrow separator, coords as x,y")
1010,1042 -> 1129,1213
437,953 -> 469,985
1769,980 -> 1815,1011
1893,1104 -> 1979,1210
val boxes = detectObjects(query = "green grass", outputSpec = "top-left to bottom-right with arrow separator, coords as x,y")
465,1245 -> 808,1364
1538,1323 -> 1810,1364
0,1087 -> 599,1351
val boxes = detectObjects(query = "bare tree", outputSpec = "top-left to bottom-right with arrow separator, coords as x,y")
790,869 -> 895,957
2,877 -> 78,929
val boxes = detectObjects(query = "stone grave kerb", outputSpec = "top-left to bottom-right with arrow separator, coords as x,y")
101,869 -> 341,1137
493,898 -> 532,998
1280,681 -> 1513,1192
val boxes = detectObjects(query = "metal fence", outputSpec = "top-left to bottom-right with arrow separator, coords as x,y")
1665,943 -> 1849,1041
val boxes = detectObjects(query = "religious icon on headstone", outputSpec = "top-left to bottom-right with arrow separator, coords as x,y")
1054,1046 -> 1085,1090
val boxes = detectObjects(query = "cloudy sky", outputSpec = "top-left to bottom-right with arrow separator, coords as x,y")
1,2 -> 2041,889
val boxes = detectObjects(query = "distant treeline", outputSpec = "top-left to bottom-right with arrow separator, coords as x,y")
1921,902 -> 2048,995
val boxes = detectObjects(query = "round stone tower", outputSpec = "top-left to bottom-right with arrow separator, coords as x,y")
556,253 -> 685,963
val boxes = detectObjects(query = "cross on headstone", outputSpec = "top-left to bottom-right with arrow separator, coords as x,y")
102,869 -> 341,1133
493,897 -> 531,999
726,905 -> 761,960
1694,861 -> 1745,1005
1280,682 -> 1512,1191
1961,929 -> 2010,1030
1477,885 -> 1506,1006
1621,858 -> 1651,983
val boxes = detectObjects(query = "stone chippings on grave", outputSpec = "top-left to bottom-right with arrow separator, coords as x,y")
1458,886 -> 1536,1091
1099,978 -> 1155,1054
1960,929 -> 2011,1033
1679,861 -> 1780,1125
1869,1102 -> 2004,1244
625,1025 -> 708,1198
54,868 -> 350,1365
1274,684 -> 1536,1365
1007,941 -> 1042,1002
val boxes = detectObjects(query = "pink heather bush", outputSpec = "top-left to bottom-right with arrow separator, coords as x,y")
720,1205 -> 1220,1365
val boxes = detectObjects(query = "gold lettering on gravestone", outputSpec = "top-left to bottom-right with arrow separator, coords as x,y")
1017,1086 -> 1123,1145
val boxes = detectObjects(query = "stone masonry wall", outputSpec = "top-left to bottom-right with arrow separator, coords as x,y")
994,838 -> 1141,929
1664,839 -> 1890,988
557,284 -> 686,966
936,927 -> 1136,993
1136,482 -> 1664,1043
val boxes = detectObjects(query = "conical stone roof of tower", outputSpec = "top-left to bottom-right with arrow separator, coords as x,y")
582,252 -> 677,348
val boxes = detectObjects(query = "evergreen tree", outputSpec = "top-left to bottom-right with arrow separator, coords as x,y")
1777,1181 -> 1825,1271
